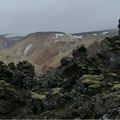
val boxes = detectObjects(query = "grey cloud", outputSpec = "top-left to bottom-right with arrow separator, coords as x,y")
0,0 -> 120,34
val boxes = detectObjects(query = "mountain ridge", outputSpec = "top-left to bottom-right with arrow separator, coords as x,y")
0,33 -> 120,119
0,29 -> 118,74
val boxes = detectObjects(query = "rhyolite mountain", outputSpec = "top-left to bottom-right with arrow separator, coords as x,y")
0,29 -> 117,74
0,30 -> 120,119
0,34 -> 24,50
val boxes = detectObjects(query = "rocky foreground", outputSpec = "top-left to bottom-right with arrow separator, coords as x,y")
0,36 -> 120,119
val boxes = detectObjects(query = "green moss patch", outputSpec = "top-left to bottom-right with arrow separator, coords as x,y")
89,84 -> 101,90
0,80 -> 15,91
112,84 -> 120,91
82,75 -> 103,91
51,88 -> 63,96
31,92 -> 46,100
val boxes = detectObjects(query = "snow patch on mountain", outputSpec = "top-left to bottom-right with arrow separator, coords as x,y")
102,31 -> 109,35
92,33 -> 97,36
24,44 -> 32,55
5,42 -> 7,46
55,33 -> 64,38
5,33 -> 25,38
72,35 -> 83,39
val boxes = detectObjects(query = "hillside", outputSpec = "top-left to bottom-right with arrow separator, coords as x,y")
0,29 -> 117,74
0,34 -> 120,119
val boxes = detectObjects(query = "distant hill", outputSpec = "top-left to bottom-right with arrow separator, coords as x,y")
0,29 -> 118,74
0,34 -> 24,50
72,29 -> 118,37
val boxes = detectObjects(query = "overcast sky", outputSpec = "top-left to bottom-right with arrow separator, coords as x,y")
0,0 -> 120,34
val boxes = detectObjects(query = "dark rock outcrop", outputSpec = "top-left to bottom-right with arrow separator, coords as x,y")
0,34 -> 120,119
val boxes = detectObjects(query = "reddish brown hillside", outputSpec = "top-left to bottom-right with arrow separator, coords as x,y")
0,30 -> 116,74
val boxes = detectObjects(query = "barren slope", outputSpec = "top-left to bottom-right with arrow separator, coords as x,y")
0,29 -> 117,74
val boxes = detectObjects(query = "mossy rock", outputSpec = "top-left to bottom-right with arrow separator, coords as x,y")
82,75 -> 103,85
51,88 -> 63,96
0,80 -> 15,91
112,84 -> 120,91
54,109 -> 75,119
85,75 -> 103,81
81,75 -> 103,91
112,94 -> 120,99
31,92 -> 46,100
0,80 -> 10,86
88,84 -> 101,90
107,82 -> 113,87
82,79 -> 102,86
0,86 -> 4,90
108,73 -> 120,81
